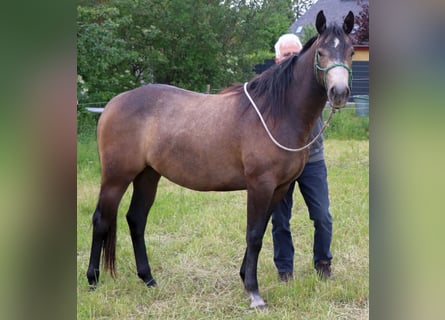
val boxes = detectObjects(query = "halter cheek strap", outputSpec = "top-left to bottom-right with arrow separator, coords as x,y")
314,49 -> 353,89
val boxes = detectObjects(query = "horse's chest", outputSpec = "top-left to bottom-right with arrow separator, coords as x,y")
284,152 -> 309,181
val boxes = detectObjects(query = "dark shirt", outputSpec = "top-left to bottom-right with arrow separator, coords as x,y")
308,115 -> 324,163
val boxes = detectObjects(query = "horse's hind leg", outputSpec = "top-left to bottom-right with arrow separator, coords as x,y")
87,182 -> 129,288
126,167 -> 161,287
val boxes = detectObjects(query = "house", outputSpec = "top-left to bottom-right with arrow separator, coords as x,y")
291,0 -> 369,98
291,0 -> 367,37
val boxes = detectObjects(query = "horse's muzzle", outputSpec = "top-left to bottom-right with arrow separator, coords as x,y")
328,85 -> 350,109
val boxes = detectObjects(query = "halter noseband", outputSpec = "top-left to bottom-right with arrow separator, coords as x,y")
314,48 -> 353,89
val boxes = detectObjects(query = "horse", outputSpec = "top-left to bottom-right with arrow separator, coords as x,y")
86,10 -> 355,309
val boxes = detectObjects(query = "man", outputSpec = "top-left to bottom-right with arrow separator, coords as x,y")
271,34 -> 333,282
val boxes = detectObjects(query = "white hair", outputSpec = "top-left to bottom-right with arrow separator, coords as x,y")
274,34 -> 303,58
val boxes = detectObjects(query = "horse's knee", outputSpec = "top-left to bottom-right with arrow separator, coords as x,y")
246,229 -> 263,250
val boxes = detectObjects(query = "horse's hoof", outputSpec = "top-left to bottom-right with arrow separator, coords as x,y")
88,284 -> 97,292
146,279 -> 157,287
250,301 -> 267,310
249,292 -> 266,309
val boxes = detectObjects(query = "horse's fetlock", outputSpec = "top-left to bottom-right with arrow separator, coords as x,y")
87,268 -> 100,286
239,270 -> 245,282
145,278 -> 157,287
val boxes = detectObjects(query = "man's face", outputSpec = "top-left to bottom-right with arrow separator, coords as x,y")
275,42 -> 301,64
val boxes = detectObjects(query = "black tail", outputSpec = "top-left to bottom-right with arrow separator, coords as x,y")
102,213 -> 117,278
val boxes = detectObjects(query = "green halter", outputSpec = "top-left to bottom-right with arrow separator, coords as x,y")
314,49 -> 353,89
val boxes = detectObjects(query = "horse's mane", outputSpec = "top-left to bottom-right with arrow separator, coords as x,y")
220,35 -> 318,120
301,36 -> 317,52
247,35 -> 317,120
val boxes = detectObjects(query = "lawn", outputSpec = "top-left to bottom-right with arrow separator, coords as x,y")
77,133 -> 368,319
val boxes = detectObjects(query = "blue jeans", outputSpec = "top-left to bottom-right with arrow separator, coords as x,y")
271,160 -> 333,272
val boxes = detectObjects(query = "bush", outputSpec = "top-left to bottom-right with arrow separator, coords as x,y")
77,107 -> 99,142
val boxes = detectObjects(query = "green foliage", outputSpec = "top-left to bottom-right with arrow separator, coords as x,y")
77,5 -> 138,103
301,23 -> 317,44
291,0 -> 316,19
77,0 -> 298,102
77,107 -> 99,142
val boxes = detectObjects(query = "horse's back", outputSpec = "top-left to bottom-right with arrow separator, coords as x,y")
97,84 -> 248,190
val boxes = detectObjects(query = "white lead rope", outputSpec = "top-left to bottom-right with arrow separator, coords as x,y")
243,82 -> 336,152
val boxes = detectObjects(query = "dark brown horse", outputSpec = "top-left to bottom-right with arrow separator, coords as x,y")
87,10 -> 355,309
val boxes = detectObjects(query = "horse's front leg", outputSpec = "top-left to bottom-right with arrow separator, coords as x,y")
241,183 -> 274,309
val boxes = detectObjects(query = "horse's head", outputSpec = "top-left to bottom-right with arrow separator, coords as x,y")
314,10 -> 354,109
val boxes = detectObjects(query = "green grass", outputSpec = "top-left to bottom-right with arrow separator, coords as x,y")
77,128 -> 368,319
323,107 -> 369,140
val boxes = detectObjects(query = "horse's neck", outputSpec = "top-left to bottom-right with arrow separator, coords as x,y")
287,48 -> 327,140
294,47 -> 326,106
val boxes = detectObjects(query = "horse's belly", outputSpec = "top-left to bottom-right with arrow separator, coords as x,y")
148,147 -> 246,191
160,166 -> 246,191
168,175 -> 246,192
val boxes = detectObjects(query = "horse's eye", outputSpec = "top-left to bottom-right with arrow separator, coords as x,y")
317,48 -> 328,59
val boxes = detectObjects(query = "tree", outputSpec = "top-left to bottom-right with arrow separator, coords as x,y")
77,4 -> 137,102
77,0 -> 298,103
291,0 -> 316,19
301,23 -> 317,44
351,2 -> 369,45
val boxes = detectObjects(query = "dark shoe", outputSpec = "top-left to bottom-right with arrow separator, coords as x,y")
278,271 -> 294,282
315,260 -> 331,280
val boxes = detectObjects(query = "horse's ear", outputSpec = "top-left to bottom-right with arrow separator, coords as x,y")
343,11 -> 354,34
316,10 -> 326,34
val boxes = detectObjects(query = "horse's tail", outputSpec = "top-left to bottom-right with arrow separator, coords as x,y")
96,188 -> 120,279
102,214 -> 117,278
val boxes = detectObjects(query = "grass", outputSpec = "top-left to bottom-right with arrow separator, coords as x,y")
77,123 -> 368,319
322,106 -> 369,140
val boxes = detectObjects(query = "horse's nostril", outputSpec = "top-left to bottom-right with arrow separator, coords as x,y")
329,86 -> 350,98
